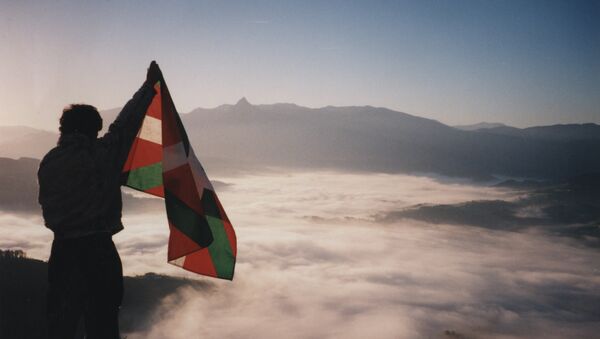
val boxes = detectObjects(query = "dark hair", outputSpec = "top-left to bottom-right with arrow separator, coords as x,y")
59,104 -> 103,139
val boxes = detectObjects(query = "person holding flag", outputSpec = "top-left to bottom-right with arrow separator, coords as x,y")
39,60 -> 236,338
38,61 -> 162,339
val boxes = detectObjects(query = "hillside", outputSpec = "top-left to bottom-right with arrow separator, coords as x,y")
0,126 -> 57,159
475,123 -> 600,141
0,157 -> 163,214
453,122 -> 508,131
0,250 -> 210,338
379,172 -> 600,247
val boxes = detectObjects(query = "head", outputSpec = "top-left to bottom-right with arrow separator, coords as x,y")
59,104 -> 103,141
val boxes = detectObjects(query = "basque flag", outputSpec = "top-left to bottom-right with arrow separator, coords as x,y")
122,67 -> 237,280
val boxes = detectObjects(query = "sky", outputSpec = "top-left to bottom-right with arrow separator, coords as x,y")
0,0 -> 598,129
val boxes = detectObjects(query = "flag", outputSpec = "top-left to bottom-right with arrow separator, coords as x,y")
122,75 -> 237,280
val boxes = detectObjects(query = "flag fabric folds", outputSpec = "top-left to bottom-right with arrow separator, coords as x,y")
122,75 -> 237,280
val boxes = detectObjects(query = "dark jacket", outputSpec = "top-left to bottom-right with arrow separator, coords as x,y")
38,83 -> 156,239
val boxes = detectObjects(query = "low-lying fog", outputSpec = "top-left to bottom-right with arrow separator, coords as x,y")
1,171 -> 598,338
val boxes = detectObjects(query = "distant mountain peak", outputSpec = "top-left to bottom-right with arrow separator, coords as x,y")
235,97 -> 251,107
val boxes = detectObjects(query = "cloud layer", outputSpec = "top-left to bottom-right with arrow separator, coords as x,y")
2,171 -> 599,338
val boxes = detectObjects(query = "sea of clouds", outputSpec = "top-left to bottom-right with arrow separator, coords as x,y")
1,171 -> 599,338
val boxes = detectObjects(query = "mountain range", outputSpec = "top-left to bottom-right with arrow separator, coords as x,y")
1,99 -> 599,180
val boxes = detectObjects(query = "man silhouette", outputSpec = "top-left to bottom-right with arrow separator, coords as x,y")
38,61 -> 161,339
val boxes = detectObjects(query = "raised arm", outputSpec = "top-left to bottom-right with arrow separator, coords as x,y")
99,61 -> 162,170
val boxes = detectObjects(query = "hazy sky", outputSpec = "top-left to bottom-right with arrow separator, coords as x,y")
1,0 -> 598,129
